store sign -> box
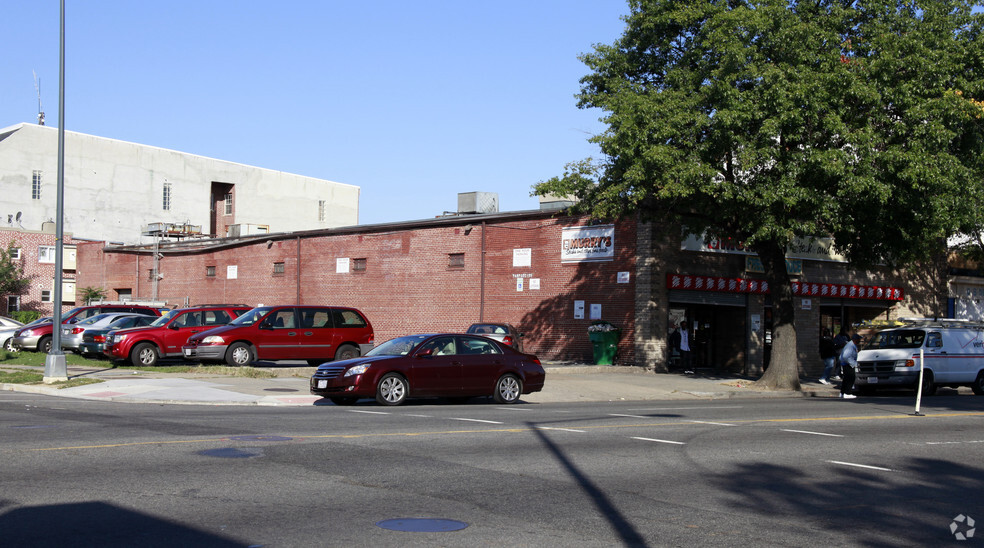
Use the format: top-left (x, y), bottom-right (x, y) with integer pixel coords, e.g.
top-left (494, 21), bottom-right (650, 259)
top-left (681, 233), bottom-right (848, 263)
top-left (667, 274), bottom-right (904, 301)
top-left (562, 225), bottom-right (615, 263)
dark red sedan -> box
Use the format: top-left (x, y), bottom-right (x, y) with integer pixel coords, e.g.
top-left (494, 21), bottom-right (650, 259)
top-left (309, 333), bottom-right (545, 406)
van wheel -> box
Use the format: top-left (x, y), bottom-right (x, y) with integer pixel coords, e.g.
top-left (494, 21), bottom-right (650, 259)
top-left (920, 371), bottom-right (937, 396)
top-left (334, 344), bottom-right (359, 361)
top-left (972, 371), bottom-right (984, 396)
top-left (226, 342), bottom-right (254, 366)
top-left (132, 343), bottom-right (159, 367)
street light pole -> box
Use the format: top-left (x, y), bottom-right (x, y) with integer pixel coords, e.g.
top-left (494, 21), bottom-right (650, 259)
top-left (44, 0), bottom-right (68, 382)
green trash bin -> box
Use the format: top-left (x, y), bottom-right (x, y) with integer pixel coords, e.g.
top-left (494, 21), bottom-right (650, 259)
top-left (588, 328), bottom-right (620, 365)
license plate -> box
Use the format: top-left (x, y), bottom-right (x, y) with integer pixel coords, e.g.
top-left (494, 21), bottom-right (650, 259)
top-left (317, 380), bottom-right (327, 389)
top-left (868, 377), bottom-right (878, 384)
top-left (183, 349), bottom-right (192, 357)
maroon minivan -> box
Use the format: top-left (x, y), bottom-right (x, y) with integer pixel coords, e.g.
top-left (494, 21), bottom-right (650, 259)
top-left (181, 305), bottom-right (374, 366)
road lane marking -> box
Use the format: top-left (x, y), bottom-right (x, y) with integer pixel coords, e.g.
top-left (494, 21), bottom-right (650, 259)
top-left (404, 414), bottom-right (433, 418)
top-left (450, 418), bottom-right (503, 424)
top-left (536, 426), bottom-right (587, 433)
top-left (688, 420), bottom-right (737, 427)
top-left (609, 413), bottom-right (649, 419)
top-left (782, 429), bottom-right (843, 437)
top-left (629, 406), bottom-right (745, 411)
top-left (348, 410), bottom-right (390, 415)
top-left (925, 439), bottom-right (984, 445)
top-left (497, 407), bottom-right (533, 411)
top-left (632, 437), bottom-right (685, 445)
top-left (827, 460), bottom-right (894, 472)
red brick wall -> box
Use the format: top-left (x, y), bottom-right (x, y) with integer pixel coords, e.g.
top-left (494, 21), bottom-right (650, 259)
top-left (1, 228), bottom-right (84, 316)
top-left (76, 214), bottom-right (639, 363)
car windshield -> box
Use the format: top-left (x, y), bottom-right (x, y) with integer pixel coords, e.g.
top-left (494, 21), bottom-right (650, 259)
top-left (228, 307), bottom-right (272, 327)
top-left (109, 316), bottom-right (139, 328)
top-left (467, 324), bottom-right (507, 335)
top-left (150, 310), bottom-right (181, 327)
top-left (78, 313), bottom-right (112, 326)
top-left (867, 329), bottom-right (925, 349)
top-left (365, 335), bottom-right (431, 357)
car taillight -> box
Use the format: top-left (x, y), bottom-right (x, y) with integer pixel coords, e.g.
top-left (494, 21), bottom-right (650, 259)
top-left (71, 327), bottom-right (85, 334)
top-left (94, 335), bottom-right (106, 343)
top-left (502, 336), bottom-right (514, 346)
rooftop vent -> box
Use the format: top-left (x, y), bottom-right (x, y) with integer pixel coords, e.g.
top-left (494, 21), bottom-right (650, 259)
top-left (457, 192), bottom-right (499, 215)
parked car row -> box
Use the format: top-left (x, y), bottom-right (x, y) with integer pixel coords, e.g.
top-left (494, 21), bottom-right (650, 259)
top-left (8, 303), bottom-right (544, 405)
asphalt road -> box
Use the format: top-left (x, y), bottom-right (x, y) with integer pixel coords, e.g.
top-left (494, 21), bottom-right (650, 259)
top-left (2, 392), bottom-right (983, 547)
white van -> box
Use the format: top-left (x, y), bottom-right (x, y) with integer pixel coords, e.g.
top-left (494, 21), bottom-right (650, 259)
top-left (855, 319), bottom-right (984, 395)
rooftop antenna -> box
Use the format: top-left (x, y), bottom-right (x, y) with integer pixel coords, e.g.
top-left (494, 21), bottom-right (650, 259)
top-left (33, 71), bottom-right (45, 126)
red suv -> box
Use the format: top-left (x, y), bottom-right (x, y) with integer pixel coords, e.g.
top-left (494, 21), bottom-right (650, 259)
top-left (182, 305), bottom-right (374, 366)
top-left (12, 304), bottom-right (161, 353)
top-left (104, 304), bottom-right (251, 367)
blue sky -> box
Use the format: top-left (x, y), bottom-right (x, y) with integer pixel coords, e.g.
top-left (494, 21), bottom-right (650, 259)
top-left (0, 1), bottom-right (629, 226)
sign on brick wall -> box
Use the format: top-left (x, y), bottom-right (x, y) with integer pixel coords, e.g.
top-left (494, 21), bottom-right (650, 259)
top-left (561, 225), bottom-right (615, 263)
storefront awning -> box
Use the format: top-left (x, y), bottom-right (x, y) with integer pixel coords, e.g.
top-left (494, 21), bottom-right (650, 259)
top-left (667, 274), bottom-right (904, 301)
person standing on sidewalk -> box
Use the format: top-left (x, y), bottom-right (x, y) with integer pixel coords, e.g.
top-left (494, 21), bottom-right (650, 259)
top-left (838, 333), bottom-right (861, 399)
top-left (678, 320), bottom-right (694, 374)
top-left (818, 328), bottom-right (837, 384)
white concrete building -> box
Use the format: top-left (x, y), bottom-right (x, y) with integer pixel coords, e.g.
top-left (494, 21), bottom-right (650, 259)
top-left (0, 123), bottom-right (359, 244)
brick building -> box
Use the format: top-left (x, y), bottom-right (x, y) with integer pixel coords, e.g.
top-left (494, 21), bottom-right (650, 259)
top-left (75, 209), bottom-right (945, 373)
top-left (1, 226), bottom-right (83, 316)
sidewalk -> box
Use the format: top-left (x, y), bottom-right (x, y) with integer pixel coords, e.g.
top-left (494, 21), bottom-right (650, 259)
top-left (1, 363), bottom-right (844, 406)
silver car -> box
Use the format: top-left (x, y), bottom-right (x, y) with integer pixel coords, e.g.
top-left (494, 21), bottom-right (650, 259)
top-left (61, 313), bottom-right (149, 352)
top-left (466, 322), bottom-right (525, 352)
top-left (1, 316), bottom-right (25, 352)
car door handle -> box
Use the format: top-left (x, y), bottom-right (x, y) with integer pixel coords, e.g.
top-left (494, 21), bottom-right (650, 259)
top-left (288, 331), bottom-right (297, 336)
top-left (303, 331), bottom-right (313, 336)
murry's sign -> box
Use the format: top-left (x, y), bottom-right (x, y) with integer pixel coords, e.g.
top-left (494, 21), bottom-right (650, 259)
top-left (562, 225), bottom-right (615, 263)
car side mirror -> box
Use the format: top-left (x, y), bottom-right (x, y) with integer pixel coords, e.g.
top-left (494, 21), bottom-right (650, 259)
top-left (168, 323), bottom-right (180, 330)
top-left (416, 347), bottom-right (434, 358)
top-left (259, 320), bottom-right (273, 330)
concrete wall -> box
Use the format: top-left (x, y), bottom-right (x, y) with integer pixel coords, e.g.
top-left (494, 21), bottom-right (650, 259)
top-left (0, 123), bottom-right (359, 245)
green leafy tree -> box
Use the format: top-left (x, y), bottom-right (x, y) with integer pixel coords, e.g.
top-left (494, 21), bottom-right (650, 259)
top-left (0, 242), bottom-right (29, 300)
top-left (78, 286), bottom-right (108, 305)
top-left (536, 0), bottom-right (984, 389)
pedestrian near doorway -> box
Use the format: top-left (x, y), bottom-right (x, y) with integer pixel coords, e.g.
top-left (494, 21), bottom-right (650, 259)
top-left (678, 320), bottom-right (693, 374)
top-left (839, 333), bottom-right (861, 399)
top-left (818, 328), bottom-right (837, 384)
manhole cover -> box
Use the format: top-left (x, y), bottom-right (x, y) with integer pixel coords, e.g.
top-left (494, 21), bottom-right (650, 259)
top-left (376, 519), bottom-right (469, 533)
top-left (263, 388), bottom-right (299, 392)
top-left (228, 435), bottom-right (293, 442)
top-left (198, 447), bottom-right (262, 459)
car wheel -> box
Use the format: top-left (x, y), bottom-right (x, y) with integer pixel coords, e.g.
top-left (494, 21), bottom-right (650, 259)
top-left (920, 371), bottom-right (937, 396)
top-left (131, 343), bottom-right (159, 367)
top-left (2, 338), bottom-right (12, 352)
top-left (493, 374), bottom-right (522, 404)
top-left (329, 396), bottom-right (358, 406)
top-left (334, 344), bottom-right (359, 361)
top-left (37, 336), bottom-right (52, 354)
top-left (226, 342), bottom-right (254, 366)
top-left (972, 371), bottom-right (984, 396)
top-left (376, 373), bottom-right (408, 406)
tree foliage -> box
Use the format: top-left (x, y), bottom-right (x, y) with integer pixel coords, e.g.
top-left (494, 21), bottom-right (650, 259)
top-left (536, 0), bottom-right (984, 389)
top-left (78, 286), bottom-right (108, 305)
top-left (0, 242), bottom-right (29, 298)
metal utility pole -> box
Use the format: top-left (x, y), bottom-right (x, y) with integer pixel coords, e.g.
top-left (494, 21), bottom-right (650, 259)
top-left (44, 0), bottom-right (68, 382)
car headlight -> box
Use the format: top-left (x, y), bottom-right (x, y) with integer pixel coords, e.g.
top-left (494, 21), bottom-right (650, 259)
top-left (201, 335), bottom-right (226, 345)
top-left (344, 364), bottom-right (370, 377)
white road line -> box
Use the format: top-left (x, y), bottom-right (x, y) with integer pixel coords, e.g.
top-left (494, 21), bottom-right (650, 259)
top-left (497, 407), bottom-right (533, 411)
top-left (628, 406), bottom-right (745, 411)
top-left (632, 437), bottom-right (686, 445)
top-left (783, 429), bottom-right (844, 437)
top-left (925, 440), bottom-right (984, 445)
top-left (689, 420), bottom-right (738, 427)
top-left (450, 418), bottom-right (503, 424)
top-left (536, 427), bottom-right (587, 433)
top-left (404, 414), bottom-right (432, 418)
top-left (609, 413), bottom-right (649, 419)
top-left (348, 410), bottom-right (390, 415)
top-left (827, 460), bottom-right (894, 472)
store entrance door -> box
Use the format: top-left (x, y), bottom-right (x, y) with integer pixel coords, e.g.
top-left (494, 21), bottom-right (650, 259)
top-left (681, 305), bottom-right (747, 373)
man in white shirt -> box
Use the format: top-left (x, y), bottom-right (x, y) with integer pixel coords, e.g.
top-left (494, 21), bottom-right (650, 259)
top-left (679, 320), bottom-right (693, 374)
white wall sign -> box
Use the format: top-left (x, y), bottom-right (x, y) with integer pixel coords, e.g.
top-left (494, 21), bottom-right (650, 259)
top-left (227, 265), bottom-right (238, 279)
top-left (516, 278), bottom-right (524, 292)
top-left (590, 304), bottom-right (602, 320)
top-left (561, 225), bottom-right (615, 263)
top-left (801, 298), bottom-right (812, 310)
top-left (574, 300), bottom-right (585, 319)
top-left (513, 248), bottom-right (532, 267)
top-left (530, 278), bottom-right (540, 290)
top-left (751, 314), bottom-right (761, 333)
top-left (617, 271), bottom-right (630, 283)
top-left (336, 258), bottom-right (350, 273)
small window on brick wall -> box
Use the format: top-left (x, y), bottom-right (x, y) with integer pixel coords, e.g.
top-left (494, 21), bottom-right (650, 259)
top-left (41, 290), bottom-right (52, 302)
top-left (273, 262), bottom-right (285, 276)
top-left (448, 253), bottom-right (465, 268)
top-left (353, 258), bottom-right (366, 272)
top-left (206, 266), bottom-right (216, 277)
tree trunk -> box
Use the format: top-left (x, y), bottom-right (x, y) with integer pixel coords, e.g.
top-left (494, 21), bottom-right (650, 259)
top-left (754, 240), bottom-right (802, 391)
